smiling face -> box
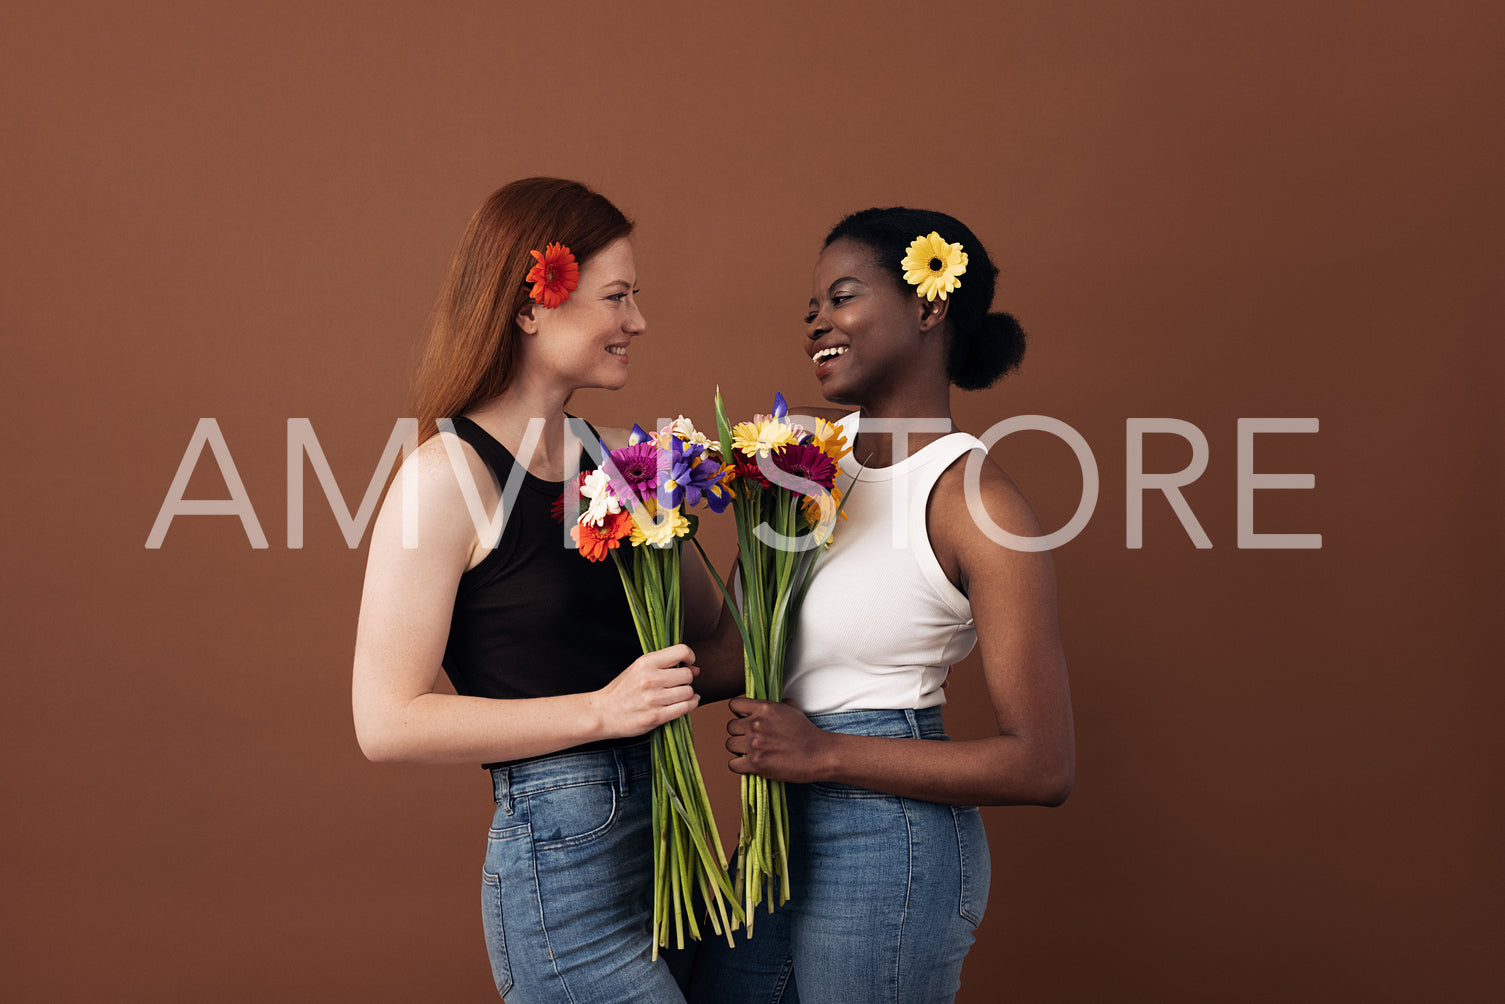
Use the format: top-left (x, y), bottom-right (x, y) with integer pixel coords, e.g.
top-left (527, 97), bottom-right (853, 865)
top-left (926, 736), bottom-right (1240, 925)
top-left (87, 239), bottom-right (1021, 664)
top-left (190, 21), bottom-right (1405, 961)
top-left (805, 237), bottom-right (944, 408)
top-left (520, 237), bottom-right (644, 392)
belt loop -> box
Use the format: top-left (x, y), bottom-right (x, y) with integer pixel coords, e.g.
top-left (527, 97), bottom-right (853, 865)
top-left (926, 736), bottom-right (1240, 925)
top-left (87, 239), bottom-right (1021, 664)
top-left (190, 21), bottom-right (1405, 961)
top-left (616, 748), bottom-right (630, 798)
top-left (904, 708), bottom-right (920, 739)
top-left (492, 766), bottom-right (514, 815)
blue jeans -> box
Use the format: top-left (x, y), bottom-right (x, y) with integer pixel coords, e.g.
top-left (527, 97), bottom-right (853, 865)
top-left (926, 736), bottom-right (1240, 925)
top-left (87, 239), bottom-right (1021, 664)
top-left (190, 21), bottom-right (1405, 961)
top-left (687, 707), bottom-right (990, 1004)
top-left (482, 741), bottom-right (690, 1002)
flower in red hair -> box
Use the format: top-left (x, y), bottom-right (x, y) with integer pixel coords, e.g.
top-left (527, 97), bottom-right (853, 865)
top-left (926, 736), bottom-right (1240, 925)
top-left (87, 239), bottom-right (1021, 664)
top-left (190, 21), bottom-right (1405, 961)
top-left (526, 243), bottom-right (580, 308)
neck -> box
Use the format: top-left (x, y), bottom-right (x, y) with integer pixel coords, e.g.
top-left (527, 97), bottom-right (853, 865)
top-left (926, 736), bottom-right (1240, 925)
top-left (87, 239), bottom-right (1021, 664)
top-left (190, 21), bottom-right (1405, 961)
top-left (467, 376), bottom-right (576, 476)
top-left (850, 385), bottom-right (954, 469)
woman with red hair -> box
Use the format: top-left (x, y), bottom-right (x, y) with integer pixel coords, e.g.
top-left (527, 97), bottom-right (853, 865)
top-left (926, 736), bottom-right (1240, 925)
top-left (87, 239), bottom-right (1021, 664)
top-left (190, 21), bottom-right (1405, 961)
top-left (353, 178), bottom-right (710, 1002)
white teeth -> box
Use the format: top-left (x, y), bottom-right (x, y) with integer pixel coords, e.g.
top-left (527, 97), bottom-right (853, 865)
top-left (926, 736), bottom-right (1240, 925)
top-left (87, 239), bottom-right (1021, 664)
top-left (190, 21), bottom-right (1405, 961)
top-left (813, 346), bottom-right (848, 364)
top-left (607, 346), bottom-right (627, 356)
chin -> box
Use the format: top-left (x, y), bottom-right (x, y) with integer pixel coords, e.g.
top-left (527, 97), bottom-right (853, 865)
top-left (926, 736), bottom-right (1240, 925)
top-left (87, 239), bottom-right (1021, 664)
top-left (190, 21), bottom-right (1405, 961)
top-left (817, 379), bottom-right (859, 408)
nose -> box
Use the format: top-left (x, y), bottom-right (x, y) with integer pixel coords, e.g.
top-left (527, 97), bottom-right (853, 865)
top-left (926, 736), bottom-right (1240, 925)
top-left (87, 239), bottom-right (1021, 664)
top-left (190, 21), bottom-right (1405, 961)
top-left (806, 306), bottom-right (830, 339)
top-left (625, 298), bottom-right (646, 335)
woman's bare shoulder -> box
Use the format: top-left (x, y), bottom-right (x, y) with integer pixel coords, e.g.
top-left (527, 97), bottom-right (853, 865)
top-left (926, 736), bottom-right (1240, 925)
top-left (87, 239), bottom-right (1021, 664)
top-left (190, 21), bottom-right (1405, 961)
top-left (931, 449), bottom-right (1045, 547)
top-left (592, 424), bottom-right (630, 451)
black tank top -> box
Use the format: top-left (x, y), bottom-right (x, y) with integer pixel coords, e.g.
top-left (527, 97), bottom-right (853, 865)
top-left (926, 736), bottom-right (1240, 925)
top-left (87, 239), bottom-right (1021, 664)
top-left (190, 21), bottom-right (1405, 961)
top-left (441, 416), bottom-right (645, 767)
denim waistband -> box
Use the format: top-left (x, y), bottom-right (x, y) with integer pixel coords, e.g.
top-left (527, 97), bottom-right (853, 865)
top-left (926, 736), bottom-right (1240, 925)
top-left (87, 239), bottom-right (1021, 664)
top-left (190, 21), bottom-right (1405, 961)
top-left (488, 738), bottom-right (652, 806)
top-left (804, 706), bottom-right (947, 740)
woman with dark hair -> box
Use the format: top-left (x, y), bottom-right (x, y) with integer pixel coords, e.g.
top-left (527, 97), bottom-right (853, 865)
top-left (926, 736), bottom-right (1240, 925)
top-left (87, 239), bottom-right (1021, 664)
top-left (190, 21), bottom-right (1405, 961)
top-left (353, 178), bottom-right (712, 1002)
top-left (690, 207), bottom-right (1075, 1003)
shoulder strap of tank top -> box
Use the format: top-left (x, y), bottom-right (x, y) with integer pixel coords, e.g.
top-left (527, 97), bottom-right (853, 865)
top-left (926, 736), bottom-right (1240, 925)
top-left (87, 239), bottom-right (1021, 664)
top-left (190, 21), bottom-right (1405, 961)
top-left (443, 416), bottom-right (518, 485)
top-left (920, 432), bottom-right (987, 478)
top-left (900, 433), bottom-right (988, 520)
top-left (446, 414), bottom-right (607, 480)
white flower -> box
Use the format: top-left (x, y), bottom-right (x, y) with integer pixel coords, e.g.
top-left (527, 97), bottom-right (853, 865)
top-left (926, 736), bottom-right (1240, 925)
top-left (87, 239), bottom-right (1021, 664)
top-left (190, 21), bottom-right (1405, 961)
top-left (665, 415), bottom-right (715, 451)
top-left (577, 468), bottom-right (623, 527)
top-left (580, 491), bottom-right (623, 527)
top-left (580, 468), bottom-right (614, 500)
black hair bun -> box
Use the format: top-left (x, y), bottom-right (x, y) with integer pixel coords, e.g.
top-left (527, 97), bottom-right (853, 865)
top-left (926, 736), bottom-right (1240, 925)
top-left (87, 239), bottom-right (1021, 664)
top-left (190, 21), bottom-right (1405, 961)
top-left (948, 311), bottom-right (1026, 390)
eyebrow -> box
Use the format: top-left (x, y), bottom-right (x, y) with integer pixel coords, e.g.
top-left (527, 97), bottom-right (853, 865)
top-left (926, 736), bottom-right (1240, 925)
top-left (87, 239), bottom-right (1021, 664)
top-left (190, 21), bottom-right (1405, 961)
top-left (600, 279), bottom-right (634, 291)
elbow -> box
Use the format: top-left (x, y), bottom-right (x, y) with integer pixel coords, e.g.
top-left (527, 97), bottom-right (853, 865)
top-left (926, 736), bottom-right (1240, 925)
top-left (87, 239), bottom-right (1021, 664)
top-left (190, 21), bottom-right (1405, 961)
top-left (982, 744), bottom-right (1074, 807)
top-left (353, 711), bottom-right (407, 764)
top-left (358, 735), bottom-right (396, 764)
top-left (1034, 751), bottom-right (1075, 807)
top-left (355, 725), bottom-right (395, 763)
top-left (352, 676), bottom-right (427, 763)
top-left (1036, 766), bottom-right (1073, 807)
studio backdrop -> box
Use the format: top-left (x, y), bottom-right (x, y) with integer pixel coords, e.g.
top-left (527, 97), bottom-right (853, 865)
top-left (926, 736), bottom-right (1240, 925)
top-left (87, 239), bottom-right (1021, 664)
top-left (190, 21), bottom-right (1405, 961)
top-left (4, 2), bottom-right (1501, 1001)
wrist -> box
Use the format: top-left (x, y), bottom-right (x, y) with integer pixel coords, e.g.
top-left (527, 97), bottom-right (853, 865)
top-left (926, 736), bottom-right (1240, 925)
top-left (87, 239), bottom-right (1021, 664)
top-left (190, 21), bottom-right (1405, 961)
top-left (578, 690), bottom-right (609, 742)
top-left (814, 729), bottom-right (848, 783)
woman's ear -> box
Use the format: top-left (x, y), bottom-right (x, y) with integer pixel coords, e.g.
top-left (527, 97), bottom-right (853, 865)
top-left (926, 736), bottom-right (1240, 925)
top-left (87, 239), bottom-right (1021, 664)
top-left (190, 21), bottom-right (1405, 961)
top-left (918, 295), bottom-right (950, 332)
top-left (515, 302), bottom-right (540, 335)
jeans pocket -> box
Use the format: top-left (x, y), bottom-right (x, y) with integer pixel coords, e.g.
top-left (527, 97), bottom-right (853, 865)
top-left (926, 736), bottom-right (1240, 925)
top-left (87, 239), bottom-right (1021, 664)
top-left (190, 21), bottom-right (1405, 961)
top-left (480, 864), bottom-right (513, 996)
top-left (527, 779), bottom-right (620, 850)
top-left (952, 804), bottom-right (991, 928)
top-left (809, 780), bottom-right (893, 799)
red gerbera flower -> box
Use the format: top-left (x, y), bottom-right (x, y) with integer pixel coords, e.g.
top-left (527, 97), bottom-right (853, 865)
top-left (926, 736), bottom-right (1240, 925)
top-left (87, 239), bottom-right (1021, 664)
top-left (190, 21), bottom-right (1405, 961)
top-left (732, 455), bottom-right (772, 489)
top-left (552, 471), bottom-right (590, 523)
top-left (526, 242), bottom-right (580, 308)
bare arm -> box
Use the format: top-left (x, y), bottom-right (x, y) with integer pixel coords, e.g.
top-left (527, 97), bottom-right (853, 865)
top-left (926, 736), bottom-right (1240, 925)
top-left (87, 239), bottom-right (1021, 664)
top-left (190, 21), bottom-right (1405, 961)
top-left (725, 456), bottom-right (1074, 806)
top-left (352, 435), bottom-right (701, 765)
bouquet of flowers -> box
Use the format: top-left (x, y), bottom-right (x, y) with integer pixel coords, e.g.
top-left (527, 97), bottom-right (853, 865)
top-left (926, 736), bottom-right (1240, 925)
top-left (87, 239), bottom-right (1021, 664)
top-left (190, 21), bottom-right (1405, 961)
top-left (559, 419), bottom-right (740, 955)
top-left (706, 390), bottom-right (850, 930)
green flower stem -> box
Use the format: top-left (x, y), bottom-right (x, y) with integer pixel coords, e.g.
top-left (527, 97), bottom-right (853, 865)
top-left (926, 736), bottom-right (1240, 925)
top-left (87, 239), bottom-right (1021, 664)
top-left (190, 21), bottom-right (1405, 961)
top-left (651, 732), bottom-right (669, 959)
top-left (684, 727), bottom-right (730, 867)
top-left (669, 816), bottom-right (685, 950)
top-left (613, 530), bottom-right (740, 954)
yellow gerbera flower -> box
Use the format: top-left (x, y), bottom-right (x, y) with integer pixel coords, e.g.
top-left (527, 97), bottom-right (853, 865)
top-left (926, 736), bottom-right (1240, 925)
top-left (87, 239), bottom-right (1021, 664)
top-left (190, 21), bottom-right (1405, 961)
top-left (808, 417), bottom-right (851, 464)
top-left (629, 500), bottom-right (690, 548)
top-left (731, 418), bottom-right (798, 457)
top-left (901, 231), bottom-right (968, 301)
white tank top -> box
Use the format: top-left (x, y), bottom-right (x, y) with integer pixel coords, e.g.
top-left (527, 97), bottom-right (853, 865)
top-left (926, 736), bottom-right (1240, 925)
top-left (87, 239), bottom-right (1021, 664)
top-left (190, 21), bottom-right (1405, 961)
top-left (784, 413), bottom-right (982, 715)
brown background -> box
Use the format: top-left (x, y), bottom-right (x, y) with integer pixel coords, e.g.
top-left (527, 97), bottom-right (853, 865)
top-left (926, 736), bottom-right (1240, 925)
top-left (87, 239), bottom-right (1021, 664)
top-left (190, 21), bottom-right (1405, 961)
top-left (4, 1), bottom-right (1502, 1001)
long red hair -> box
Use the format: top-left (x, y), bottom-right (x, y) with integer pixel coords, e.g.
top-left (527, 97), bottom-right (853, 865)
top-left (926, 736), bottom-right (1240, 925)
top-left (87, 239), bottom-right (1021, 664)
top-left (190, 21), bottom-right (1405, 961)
top-left (410, 178), bottom-right (634, 442)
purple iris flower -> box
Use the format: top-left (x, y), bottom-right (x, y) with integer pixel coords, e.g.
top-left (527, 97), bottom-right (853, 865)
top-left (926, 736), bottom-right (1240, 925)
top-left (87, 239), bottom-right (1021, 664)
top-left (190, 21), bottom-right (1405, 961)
top-left (702, 467), bottom-right (734, 513)
top-left (653, 440), bottom-right (716, 510)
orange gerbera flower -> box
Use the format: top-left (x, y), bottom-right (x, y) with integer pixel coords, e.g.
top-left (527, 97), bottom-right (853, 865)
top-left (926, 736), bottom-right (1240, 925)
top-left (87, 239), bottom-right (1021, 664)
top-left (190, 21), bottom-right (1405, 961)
top-left (570, 509), bottom-right (634, 561)
top-left (808, 417), bottom-right (852, 464)
top-left (526, 242), bottom-right (580, 308)
top-left (801, 484), bottom-right (847, 538)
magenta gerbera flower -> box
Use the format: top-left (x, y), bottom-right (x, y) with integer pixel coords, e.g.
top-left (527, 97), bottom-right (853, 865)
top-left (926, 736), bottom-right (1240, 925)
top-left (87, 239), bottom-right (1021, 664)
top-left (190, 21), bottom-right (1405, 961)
top-left (605, 440), bottom-right (661, 502)
top-left (771, 443), bottom-right (837, 491)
